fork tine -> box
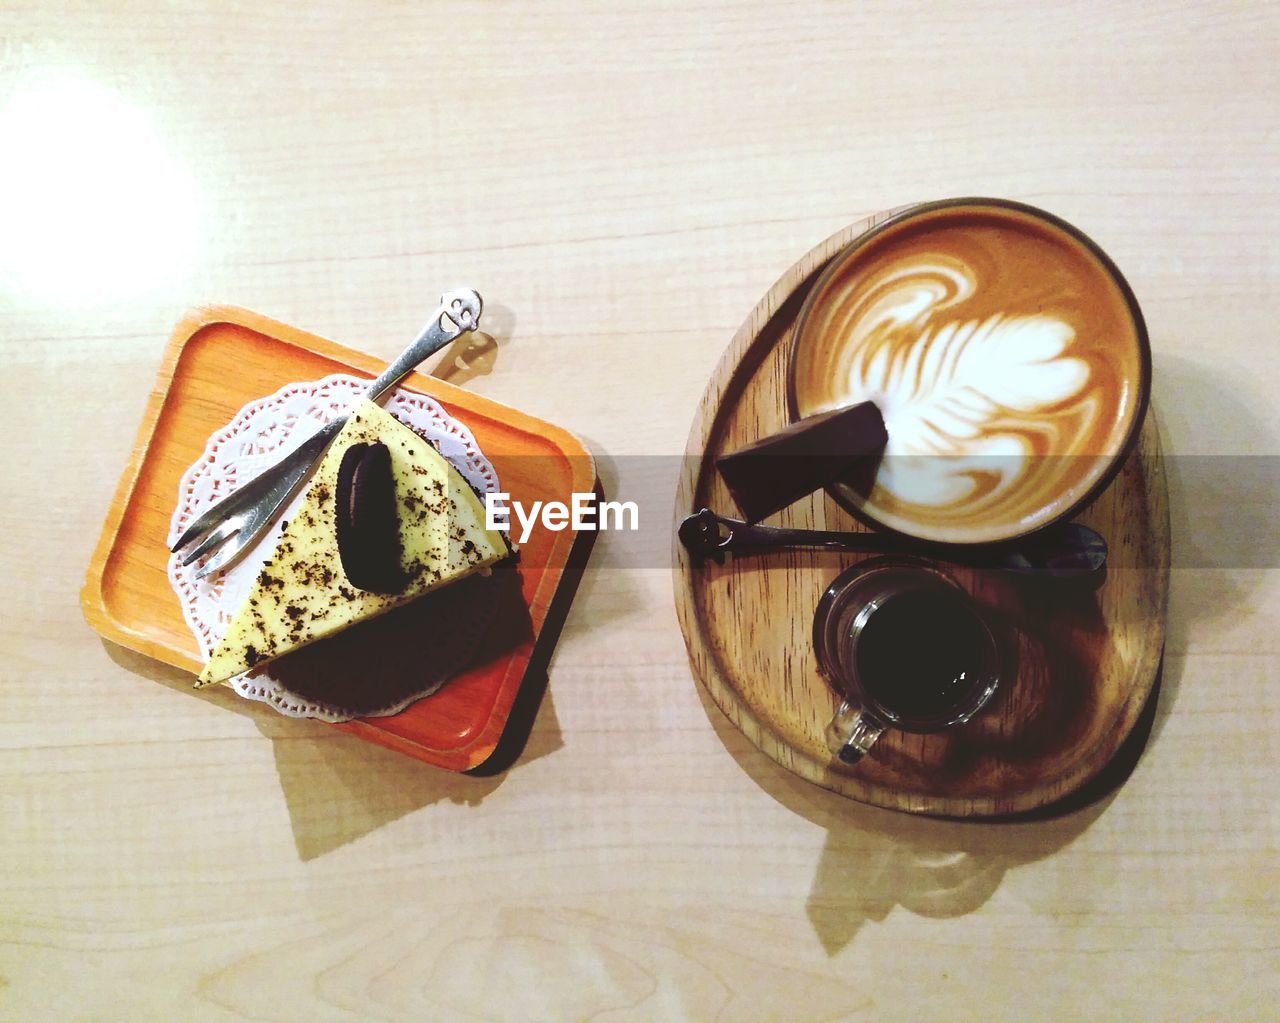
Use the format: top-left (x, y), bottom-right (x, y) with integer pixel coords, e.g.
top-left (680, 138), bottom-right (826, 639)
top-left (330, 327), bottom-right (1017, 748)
top-left (193, 531), bottom-right (251, 580)
top-left (170, 424), bottom-right (343, 554)
top-left (169, 468), bottom-right (284, 554)
top-left (171, 502), bottom-right (236, 554)
top-left (179, 518), bottom-right (241, 567)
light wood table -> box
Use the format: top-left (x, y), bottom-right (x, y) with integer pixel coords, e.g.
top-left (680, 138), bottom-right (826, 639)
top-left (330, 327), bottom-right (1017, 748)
top-left (3, 3), bottom-right (1277, 1019)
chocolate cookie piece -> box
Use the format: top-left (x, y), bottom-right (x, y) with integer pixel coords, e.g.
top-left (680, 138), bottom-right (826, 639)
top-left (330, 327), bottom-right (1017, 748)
top-left (335, 441), bottom-right (408, 593)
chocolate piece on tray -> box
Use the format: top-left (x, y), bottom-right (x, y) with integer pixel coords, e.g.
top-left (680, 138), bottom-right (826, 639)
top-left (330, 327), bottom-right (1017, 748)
top-left (715, 400), bottom-right (887, 522)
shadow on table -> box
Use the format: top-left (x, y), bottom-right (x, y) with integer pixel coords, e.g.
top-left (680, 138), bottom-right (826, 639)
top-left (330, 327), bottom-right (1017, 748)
top-left (694, 667), bottom-right (1162, 955)
top-left (429, 327), bottom-right (503, 388)
top-left (100, 508), bottom-right (598, 861)
top-left (254, 707), bottom-right (540, 861)
top-left (99, 309), bottom-right (611, 860)
top-left (265, 511), bottom-right (597, 854)
top-left (106, 636), bottom-right (560, 861)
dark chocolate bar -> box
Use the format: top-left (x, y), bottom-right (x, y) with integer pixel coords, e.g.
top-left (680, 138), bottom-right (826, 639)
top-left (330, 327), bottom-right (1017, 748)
top-left (715, 401), bottom-right (886, 522)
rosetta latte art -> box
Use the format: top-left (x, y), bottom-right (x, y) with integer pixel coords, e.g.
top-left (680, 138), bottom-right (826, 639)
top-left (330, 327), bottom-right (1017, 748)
top-left (836, 259), bottom-right (1091, 509)
top-left (793, 203), bottom-right (1145, 543)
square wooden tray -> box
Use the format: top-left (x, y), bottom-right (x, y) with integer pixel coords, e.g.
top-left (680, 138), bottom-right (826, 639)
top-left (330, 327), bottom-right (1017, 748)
top-left (82, 306), bottom-right (595, 771)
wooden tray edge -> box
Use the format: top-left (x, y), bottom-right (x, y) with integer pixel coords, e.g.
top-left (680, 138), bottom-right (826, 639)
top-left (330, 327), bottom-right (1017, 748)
top-left (81, 305), bottom-right (220, 657)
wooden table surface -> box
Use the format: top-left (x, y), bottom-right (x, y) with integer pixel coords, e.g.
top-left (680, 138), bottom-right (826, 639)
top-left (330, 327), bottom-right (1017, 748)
top-left (3, 3), bottom-right (1277, 1020)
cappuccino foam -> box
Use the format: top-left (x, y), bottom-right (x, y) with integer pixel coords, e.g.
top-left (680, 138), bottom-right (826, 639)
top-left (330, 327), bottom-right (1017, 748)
top-left (792, 203), bottom-right (1146, 544)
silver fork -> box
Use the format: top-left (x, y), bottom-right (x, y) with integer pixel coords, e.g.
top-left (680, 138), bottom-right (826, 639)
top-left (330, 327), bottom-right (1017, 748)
top-left (170, 288), bottom-right (483, 578)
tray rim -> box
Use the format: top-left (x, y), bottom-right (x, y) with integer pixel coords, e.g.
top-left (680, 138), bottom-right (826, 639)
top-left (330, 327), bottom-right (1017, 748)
top-left (81, 304), bottom-right (595, 771)
top-left (672, 210), bottom-right (1171, 817)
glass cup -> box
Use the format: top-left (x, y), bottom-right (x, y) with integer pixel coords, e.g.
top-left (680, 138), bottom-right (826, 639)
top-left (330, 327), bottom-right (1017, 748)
top-left (814, 557), bottom-right (1000, 766)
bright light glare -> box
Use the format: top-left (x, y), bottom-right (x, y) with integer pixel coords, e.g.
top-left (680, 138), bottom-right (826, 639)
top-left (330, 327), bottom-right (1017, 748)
top-left (0, 73), bottom-right (201, 304)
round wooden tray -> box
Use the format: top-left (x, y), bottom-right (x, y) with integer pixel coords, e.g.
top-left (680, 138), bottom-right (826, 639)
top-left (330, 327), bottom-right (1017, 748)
top-left (673, 209), bottom-right (1170, 817)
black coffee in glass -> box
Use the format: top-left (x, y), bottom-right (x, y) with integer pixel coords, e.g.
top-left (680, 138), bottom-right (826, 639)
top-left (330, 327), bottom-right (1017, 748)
top-left (814, 557), bottom-right (1001, 765)
top-left (856, 589), bottom-right (990, 724)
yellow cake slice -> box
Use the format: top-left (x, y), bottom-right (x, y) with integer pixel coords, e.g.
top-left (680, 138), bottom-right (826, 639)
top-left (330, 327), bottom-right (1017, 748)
top-left (196, 400), bottom-right (511, 687)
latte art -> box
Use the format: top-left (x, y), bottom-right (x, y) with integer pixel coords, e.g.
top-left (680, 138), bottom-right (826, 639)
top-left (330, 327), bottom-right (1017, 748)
top-left (838, 259), bottom-right (1089, 508)
top-left (792, 202), bottom-right (1147, 544)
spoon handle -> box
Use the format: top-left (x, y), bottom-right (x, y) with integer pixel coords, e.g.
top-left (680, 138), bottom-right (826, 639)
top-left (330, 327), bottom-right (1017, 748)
top-left (681, 508), bottom-right (949, 559)
top-left (677, 508), bottom-right (1108, 582)
top-left (709, 517), bottom-right (909, 555)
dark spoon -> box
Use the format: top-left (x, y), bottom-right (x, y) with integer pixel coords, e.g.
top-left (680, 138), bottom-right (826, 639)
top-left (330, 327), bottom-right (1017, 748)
top-left (678, 508), bottom-right (1108, 585)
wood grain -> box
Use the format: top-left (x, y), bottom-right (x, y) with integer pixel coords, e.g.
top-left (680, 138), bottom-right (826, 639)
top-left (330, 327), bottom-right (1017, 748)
top-left (2, 2), bottom-right (1278, 1020)
top-left (674, 211), bottom-right (1170, 816)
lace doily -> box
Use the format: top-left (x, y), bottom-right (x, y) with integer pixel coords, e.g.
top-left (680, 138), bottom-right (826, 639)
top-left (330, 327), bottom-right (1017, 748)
top-left (167, 374), bottom-right (501, 721)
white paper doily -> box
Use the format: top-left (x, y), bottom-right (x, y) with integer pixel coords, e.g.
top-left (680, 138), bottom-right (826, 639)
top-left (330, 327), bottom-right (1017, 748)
top-left (167, 374), bottom-right (501, 721)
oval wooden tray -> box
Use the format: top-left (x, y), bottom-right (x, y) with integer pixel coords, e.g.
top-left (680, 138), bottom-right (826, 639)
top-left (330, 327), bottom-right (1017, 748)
top-left (673, 209), bottom-right (1170, 817)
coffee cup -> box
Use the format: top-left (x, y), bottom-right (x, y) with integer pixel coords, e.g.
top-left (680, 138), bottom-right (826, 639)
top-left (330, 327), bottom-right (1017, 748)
top-left (814, 557), bottom-right (1000, 765)
top-left (789, 198), bottom-right (1151, 545)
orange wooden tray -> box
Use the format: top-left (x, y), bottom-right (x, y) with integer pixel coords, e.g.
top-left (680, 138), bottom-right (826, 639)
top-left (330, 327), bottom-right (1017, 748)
top-left (82, 306), bottom-right (595, 771)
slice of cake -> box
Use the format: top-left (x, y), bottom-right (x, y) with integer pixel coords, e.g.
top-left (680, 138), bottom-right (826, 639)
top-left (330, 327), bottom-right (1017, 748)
top-left (196, 400), bottom-right (511, 687)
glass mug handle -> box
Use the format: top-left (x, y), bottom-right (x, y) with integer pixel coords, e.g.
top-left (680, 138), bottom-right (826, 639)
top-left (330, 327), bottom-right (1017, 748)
top-left (825, 699), bottom-right (886, 765)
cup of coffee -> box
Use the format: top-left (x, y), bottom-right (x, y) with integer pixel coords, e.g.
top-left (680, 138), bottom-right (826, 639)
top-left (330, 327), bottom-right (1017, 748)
top-left (814, 557), bottom-right (1000, 765)
top-left (789, 198), bottom-right (1151, 545)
